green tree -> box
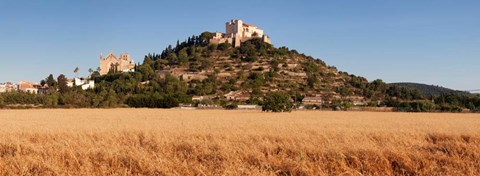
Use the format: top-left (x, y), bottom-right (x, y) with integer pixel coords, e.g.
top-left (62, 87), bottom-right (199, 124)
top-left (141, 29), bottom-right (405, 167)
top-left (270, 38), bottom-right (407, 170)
top-left (46, 74), bottom-right (57, 88)
top-left (218, 42), bottom-right (230, 51)
top-left (178, 48), bottom-right (189, 66)
top-left (0, 94), bottom-right (4, 107)
top-left (167, 53), bottom-right (178, 65)
top-left (468, 102), bottom-right (476, 111)
top-left (88, 68), bottom-right (94, 76)
top-left (200, 59), bottom-right (214, 71)
top-left (138, 64), bottom-right (155, 81)
top-left (224, 103), bottom-right (238, 110)
top-left (101, 89), bottom-right (118, 108)
top-left (199, 32), bottom-right (214, 45)
top-left (208, 43), bottom-right (218, 51)
top-left (262, 92), bottom-right (293, 112)
top-left (40, 80), bottom-right (46, 87)
top-left (57, 74), bottom-right (69, 94)
top-left (307, 74), bottom-right (318, 88)
top-left (45, 92), bottom-right (59, 107)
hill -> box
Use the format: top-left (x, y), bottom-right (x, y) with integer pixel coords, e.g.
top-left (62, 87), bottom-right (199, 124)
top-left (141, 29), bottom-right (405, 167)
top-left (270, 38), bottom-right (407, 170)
top-left (122, 32), bottom-right (427, 108)
top-left (2, 32), bottom-right (479, 112)
top-left (390, 82), bottom-right (470, 97)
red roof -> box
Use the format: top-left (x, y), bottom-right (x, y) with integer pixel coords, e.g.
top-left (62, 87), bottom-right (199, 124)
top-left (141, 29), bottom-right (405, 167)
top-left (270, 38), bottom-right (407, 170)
top-left (243, 23), bottom-right (256, 27)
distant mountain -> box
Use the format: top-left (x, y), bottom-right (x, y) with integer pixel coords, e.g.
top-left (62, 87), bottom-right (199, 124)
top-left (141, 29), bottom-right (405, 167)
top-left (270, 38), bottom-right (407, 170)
top-left (389, 82), bottom-right (470, 97)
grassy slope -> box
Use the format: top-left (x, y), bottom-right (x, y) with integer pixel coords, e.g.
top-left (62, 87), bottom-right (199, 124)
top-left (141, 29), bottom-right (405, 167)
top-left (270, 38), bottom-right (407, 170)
top-left (1, 109), bottom-right (480, 175)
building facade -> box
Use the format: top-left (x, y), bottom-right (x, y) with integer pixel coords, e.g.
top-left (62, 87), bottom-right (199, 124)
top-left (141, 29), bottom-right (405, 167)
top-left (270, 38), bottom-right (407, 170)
top-left (17, 81), bottom-right (38, 94)
top-left (99, 51), bottom-right (135, 75)
top-left (210, 19), bottom-right (271, 47)
top-left (0, 84), bottom-right (6, 93)
top-left (67, 78), bottom-right (95, 90)
top-left (0, 82), bottom-right (17, 93)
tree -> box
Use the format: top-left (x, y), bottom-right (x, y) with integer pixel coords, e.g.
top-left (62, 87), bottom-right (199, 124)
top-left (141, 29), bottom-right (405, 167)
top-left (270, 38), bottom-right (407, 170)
top-left (468, 102), bottom-right (476, 111)
top-left (0, 94), bottom-right (4, 106)
top-left (40, 80), bottom-right (46, 87)
top-left (74, 67), bottom-right (80, 78)
top-left (138, 64), bottom-right (155, 81)
top-left (46, 74), bottom-right (57, 89)
top-left (199, 32), bottom-right (214, 46)
top-left (218, 42), bottom-right (230, 51)
top-left (200, 59), bottom-right (213, 71)
top-left (88, 68), bottom-right (94, 76)
top-left (262, 92), bottom-right (293, 112)
top-left (108, 63), bottom-right (119, 74)
top-left (57, 74), bottom-right (69, 94)
top-left (208, 43), bottom-right (218, 51)
top-left (307, 74), bottom-right (318, 88)
top-left (178, 48), bottom-right (189, 66)
top-left (167, 53), bottom-right (178, 65)
top-left (101, 89), bottom-right (118, 108)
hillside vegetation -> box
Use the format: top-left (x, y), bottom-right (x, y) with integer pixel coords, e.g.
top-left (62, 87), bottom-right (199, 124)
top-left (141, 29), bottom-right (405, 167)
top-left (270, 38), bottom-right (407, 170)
top-left (1, 32), bottom-right (479, 112)
top-left (390, 82), bottom-right (470, 97)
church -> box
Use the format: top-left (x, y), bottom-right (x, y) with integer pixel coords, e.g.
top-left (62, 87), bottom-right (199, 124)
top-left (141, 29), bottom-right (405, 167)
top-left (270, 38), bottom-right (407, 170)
top-left (99, 51), bottom-right (135, 75)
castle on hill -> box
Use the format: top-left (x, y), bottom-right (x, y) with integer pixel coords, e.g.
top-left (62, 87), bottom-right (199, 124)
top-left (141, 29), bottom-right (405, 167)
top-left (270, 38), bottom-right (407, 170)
top-left (210, 19), bottom-right (271, 47)
top-left (99, 51), bottom-right (135, 75)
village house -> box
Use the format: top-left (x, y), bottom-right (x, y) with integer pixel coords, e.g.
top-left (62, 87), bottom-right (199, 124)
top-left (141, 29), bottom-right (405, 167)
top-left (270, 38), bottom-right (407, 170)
top-left (346, 96), bottom-right (368, 106)
top-left (237, 105), bottom-right (261, 110)
top-left (0, 83), bottom-right (6, 93)
top-left (210, 19), bottom-right (271, 47)
top-left (99, 51), bottom-right (135, 75)
top-left (224, 91), bottom-right (250, 101)
top-left (17, 81), bottom-right (38, 94)
top-left (302, 96), bottom-right (323, 105)
top-left (2, 82), bottom-right (18, 92)
top-left (191, 95), bottom-right (215, 101)
top-left (67, 78), bottom-right (95, 90)
top-left (34, 84), bottom-right (49, 94)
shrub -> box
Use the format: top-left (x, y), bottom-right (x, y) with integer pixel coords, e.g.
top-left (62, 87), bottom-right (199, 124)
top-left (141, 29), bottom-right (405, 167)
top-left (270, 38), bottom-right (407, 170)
top-left (126, 94), bottom-right (179, 108)
top-left (262, 92), bottom-right (293, 112)
top-left (218, 42), bottom-right (230, 51)
top-left (224, 103), bottom-right (238, 110)
top-left (208, 44), bottom-right (218, 51)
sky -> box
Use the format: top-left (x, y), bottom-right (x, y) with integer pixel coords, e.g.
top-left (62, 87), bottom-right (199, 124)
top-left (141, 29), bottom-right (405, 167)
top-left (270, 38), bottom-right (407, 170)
top-left (0, 0), bottom-right (478, 90)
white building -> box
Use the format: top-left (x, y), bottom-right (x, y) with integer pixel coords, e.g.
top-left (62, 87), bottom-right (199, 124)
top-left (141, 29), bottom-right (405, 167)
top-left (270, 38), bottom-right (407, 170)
top-left (237, 105), bottom-right (261, 110)
top-left (68, 78), bottom-right (95, 90)
top-left (0, 82), bottom-right (17, 93)
top-left (0, 83), bottom-right (6, 93)
top-left (17, 81), bottom-right (38, 94)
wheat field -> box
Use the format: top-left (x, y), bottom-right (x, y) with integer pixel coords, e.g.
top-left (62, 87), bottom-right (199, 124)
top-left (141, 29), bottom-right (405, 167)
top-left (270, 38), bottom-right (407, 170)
top-left (0, 109), bottom-right (479, 175)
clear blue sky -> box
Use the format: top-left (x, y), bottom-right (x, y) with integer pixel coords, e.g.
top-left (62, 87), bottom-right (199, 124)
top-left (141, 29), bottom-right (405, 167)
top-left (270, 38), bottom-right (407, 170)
top-left (0, 0), bottom-right (478, 90)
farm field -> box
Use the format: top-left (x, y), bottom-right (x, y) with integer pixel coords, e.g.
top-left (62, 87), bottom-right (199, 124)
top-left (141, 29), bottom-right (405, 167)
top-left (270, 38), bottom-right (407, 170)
top-left (0, 109), bottom-right (479, 175)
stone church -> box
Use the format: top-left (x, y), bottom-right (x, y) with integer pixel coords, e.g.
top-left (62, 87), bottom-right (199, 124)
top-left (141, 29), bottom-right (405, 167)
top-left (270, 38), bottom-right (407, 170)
top-left (99, 51), bottom-right (135, 75)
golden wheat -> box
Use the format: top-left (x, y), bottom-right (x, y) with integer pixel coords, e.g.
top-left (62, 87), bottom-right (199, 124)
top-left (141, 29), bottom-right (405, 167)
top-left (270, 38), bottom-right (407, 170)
top-left (0, 109), bottom-right (479, 175)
